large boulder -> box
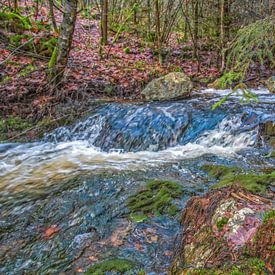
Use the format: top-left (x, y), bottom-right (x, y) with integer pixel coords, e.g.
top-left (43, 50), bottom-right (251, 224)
top-left (266, 76), bottom-right (275, 93)
top-left (171, 184), bottom-right (274, 274)
top-left (141, 72), bottom-right (193, 101)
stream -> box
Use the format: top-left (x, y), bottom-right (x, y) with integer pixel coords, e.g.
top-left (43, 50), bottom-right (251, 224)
top-left (0, 89), bottom-right (274, 274)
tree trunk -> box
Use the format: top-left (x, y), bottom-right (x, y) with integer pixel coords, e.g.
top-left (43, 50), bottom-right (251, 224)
top-left (13, 0), bottom-right (18, 11)
top-left (49, 0), bottom-right (58, 33)
top-left (101, 0), bottom-right (108, 45)
top-left (50, 0), bottom-right (78, 85)
top-left (220, 0), bottom-right (225, 71)
top-left (155, 0), bottom-right (162, 65)
top-left (147, 0), bottom-right (151, 40)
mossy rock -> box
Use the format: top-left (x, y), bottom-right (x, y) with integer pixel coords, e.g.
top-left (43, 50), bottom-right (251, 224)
top-left (127, 180), bottom-right (183, 221)
top-left (201, 165), bottom-right (242, 179)
top-left (85, 259), bottom-right (136, 275)
top-left (202, 164), bottom-right (274, 195)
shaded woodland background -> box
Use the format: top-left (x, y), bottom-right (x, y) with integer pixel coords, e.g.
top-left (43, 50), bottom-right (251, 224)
top-left (0, 0), bottom-right (274, 140)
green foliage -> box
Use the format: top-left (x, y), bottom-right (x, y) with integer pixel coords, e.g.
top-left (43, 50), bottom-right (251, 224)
top-left (216, 217), bottom-right (229, 231)
top-left (85, 259), bottom-right (135, 275)
top-left (227, 17), bottom-right (274, 74)
top-left (263, 210), bottom-right (275, 224)
top-left (127, 180), bottom-right (183, 221)
top-left (19, 64), bottom-right (36, 77)
top-left (124, 47), bottom-right (131, 54)
top-left (202, 164), bottom-right (275, 195)
top-left (210, 71), bottom-right (242, 90)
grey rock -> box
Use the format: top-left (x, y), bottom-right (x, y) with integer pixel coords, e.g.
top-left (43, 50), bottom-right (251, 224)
top-left (141, 72), bottom-right (193, 101)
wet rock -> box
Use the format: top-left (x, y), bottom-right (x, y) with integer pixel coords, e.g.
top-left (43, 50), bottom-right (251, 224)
top-left (259, 120), bottom-right (275, 149)
top-left (171, 185), bottom-right (274, 274)
top-left (127, 180), bottom-right (184, 222)
top-left (141, 72), bottom-right (193, 101)
top-left (85, 258), bottom-right (136, 274)
top-left (266, 76), bottom-right (275, 93)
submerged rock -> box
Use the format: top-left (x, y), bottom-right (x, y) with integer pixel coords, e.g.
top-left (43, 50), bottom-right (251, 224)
top-left (259, 120), bottom-right (275, 149)
top-left (141, 72), bottom-right (193, 101)
top-left (127, 180), bottom-right (184, 222)
top-left (171, 185), bottom-right (274, 274)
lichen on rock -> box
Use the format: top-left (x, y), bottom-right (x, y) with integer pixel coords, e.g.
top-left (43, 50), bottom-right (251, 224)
top-left (171, 185), bottom-right (273, 274)
top-left (141, 72), bottom-right (193, 101)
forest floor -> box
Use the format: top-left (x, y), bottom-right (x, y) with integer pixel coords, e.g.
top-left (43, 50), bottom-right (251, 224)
top-left (0, 7), bottom-right (271, 142)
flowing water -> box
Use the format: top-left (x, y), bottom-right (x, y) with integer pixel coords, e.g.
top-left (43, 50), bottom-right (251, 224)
top-left (0, 89), bottom-right (274, 274)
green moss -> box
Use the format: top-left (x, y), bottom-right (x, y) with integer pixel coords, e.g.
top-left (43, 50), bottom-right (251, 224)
top-left (263, 210), bottom-right (275, 224)
top-left (0, 116), bottom-right (32, 141)
top-left (202, 164), bottom-right (274, 195)
top-left (127, 180), bottom-right (183, 221)
top-left (85, 259), bottom-right (135, 275)
top-left (212, 172), bottom-right (275, 195)
top-left (180, 258), bottom-right (267, 275)
top-left (201, 165), bottom-right (242, 179)
top-left (216, 217), bottom-right (229, 231)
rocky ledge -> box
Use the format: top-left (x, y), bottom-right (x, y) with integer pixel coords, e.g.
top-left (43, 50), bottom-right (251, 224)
top-left (171, 181), bottom-right (274, 274)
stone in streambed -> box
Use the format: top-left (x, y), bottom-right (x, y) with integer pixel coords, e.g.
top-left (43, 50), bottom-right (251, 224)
top-left (141, 72), bottom-right (193, 101)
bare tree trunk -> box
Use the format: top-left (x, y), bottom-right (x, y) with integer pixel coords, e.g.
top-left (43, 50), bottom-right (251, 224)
top-left (155, 0), bottom-right (162, 65)
top-left (49, 0), bottom-right (58, 33)
top-left (147, 0), bottom-right (151, 39)
top-left (13, 0), bottom-right (18, 11)
top-left (101, 0), bottom-right (108, 45)
top-left (51, 0), bottom-right (78, 84)
top-left (220, 0), bottom-right (225, 71)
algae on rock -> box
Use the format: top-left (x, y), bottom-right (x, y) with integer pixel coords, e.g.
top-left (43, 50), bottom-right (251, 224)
top-left (127, 180), bottom-right (184, 221)
top-left (202, 164), bottom-right (274, 195)
top-left (85, 259), bottom-right (136, 275)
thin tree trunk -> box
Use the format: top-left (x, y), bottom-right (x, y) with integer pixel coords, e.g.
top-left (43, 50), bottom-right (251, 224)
top-left (49, 0), bottom-right (58, 33)
top-left (220, 0), bottom-right (225, 71)
top-left (13, 0), bottom-right (18, 11)
top-left (155, 0), bottom-right (162, 65)
top-left (51, 0), bottom-right (78, 85)
top-left (101, 0), bottom-right (108, 45)
top-left (147, 0), bottom-right (151, 39)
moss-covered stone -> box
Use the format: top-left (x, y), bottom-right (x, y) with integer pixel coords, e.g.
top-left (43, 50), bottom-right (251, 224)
top-left (201, 165), bottom-right (242, 179)
top-left (202, 164), bottom-right (274, 195)
top-left (85, 259), bottom-right (135, 275)
top-left (127, 180), bottom-right (183, 221)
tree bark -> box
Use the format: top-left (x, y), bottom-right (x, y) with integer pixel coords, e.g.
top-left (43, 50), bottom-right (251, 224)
top-left (101, 0), bottom-right (108, 45)
top-left (220, 0), bottom-right (225, 71)
top-left (155, 0), bottom-right (162, 64)
top-left (49, 0), bottom-right (58, 33)
top-left (51, 0), bottom-right (78, 84)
